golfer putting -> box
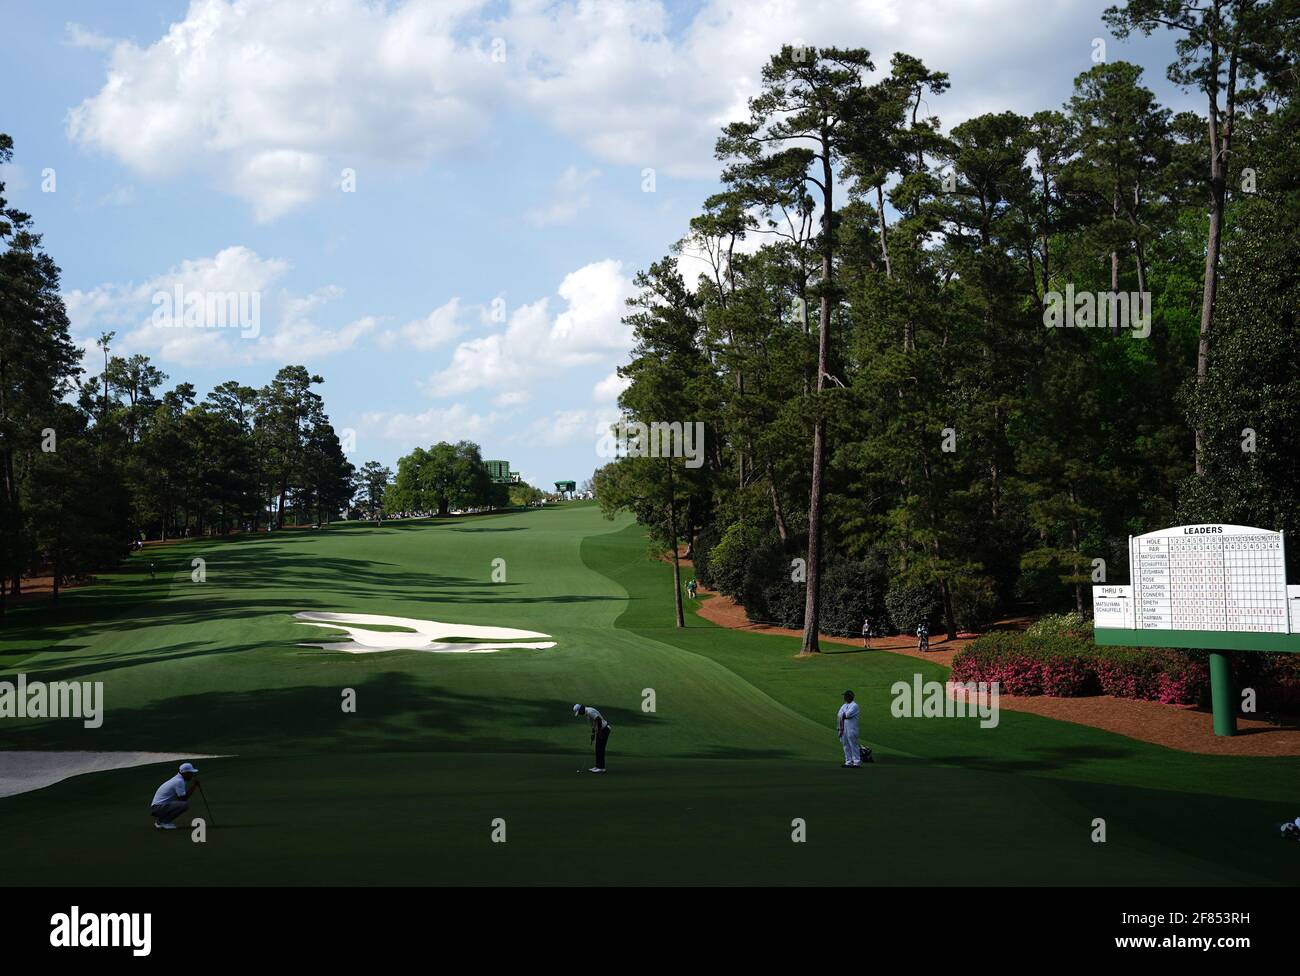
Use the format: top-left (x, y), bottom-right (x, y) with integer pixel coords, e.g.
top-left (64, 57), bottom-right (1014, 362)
top-left (838, 690), bottom-right (862, 767)
top-left (150, 761), bottom-right (201, 829)
top-left (573, 703), bottom-right (610, 773)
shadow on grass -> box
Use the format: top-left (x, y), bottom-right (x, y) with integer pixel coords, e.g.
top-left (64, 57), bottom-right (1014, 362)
top-left (894, 742), bottom-right (1138, 774)
top-left (0, 673), bottom-right (658, 755)
top-left (1, 539), bottom-right (623, 652)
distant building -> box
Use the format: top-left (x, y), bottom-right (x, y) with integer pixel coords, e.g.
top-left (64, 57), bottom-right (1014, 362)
top-left (554, 480), bottom-right (576, 497)
top-left (486, 460), bottom-right (521, 485)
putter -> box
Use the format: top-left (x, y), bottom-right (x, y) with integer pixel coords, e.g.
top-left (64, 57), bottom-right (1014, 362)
top-left (198, 781), bottom-right (215, 827)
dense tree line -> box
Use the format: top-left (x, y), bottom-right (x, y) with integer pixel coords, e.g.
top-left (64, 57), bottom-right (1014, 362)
top-left (0, 135), bottom-right (355, 612)
top-left (598, 1), bottom-right (1300, 648)
top-left (384, 440), bottom-right (511, 516)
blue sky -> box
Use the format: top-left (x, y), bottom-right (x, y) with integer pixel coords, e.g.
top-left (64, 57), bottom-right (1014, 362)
top-left (1, 0), bottom-right (1188, 487)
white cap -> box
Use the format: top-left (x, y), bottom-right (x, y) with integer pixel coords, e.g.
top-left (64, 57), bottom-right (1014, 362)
top-left (572, 704), bottom-right (582, 715)
top-left (179, 762), bottom-right (199, 774)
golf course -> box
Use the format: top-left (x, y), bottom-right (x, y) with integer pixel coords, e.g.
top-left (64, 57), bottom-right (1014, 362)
top-left (0, 501), bottom-right (1295, 886)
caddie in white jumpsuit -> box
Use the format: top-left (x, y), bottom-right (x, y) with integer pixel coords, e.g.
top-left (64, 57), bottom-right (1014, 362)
top-left (838, 690), bottom-right (861, 767)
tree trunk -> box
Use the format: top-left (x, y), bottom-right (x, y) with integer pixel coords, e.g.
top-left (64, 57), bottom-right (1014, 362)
top-left (768, 461), bottom-right (789, 544)
top-left (1110, 188), bottom-right (1121, 334)
top-left (800, 138), bottom-right (834, 656)
top-left (1133, 233), bottom-right (1148, 298)
top-left (1196, 176), bottom-right (1224, 475)
top-left (938, 573), bottom-right (957, 641)
top-left (1195, 40), bottom-right (1236, 476)
top-left (875, 182), bottom-right (892, 277)
top-left (666, 457), bottom-right (684, 628)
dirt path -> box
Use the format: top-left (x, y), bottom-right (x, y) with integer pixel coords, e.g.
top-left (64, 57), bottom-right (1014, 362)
top-left (685, 568), bottom-right (1300, 756)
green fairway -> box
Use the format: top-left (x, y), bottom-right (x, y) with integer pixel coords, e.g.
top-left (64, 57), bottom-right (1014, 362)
top-left (1, 502), bottom-right (1296, 884)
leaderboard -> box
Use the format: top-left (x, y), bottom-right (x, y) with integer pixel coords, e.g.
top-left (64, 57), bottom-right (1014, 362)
top-left (1132, 525), bottom-right (1289, 633)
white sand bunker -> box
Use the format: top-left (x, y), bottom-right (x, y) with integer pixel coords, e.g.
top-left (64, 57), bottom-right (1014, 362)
top-left (0, 752), bottom-right (225, 799)
top-left (292, 612), bottom-right (556, 654)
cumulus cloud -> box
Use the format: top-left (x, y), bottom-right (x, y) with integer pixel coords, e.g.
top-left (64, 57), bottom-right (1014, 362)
top-left (378, 298), bottom-right (475, 352)
top-left (67, 0), bottom-right (501, 220)
top-left (358, 403), bottom-right (499, 444)
top-left (427, 259), bottom-right (637, 397)
top-left (64, 0), bottom-right (1141, 220)
top-left (515, 407), bottom-right (621, 450)
top-left (64, 245), bottom-right (373, 367)
top-left (593, 371), bottom-right (630, 403)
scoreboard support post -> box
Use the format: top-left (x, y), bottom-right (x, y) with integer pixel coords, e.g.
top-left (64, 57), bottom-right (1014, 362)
top-left (1208, 652), bottom-right (1236, 737)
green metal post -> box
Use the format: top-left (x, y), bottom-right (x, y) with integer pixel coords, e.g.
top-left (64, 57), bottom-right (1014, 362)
top-left (1209, 652), bottom-right (1236, 737)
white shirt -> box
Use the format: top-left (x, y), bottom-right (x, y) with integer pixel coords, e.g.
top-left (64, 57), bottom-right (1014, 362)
top-left (586, 706), bottom-right (609, 729)
top-left (837, 701), bottom-right (860, 731)
top-left (151, 774), bottom-right (188, 807)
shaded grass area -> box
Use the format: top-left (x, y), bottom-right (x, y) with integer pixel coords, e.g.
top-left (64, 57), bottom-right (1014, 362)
top-left (2, 753), bottom-right (1289, 885)
top-left (0, 505), bottom-right (1296, 884)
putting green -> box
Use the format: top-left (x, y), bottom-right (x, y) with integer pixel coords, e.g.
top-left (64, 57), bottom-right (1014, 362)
top-left (0, 503), bottom-right (1295, 884)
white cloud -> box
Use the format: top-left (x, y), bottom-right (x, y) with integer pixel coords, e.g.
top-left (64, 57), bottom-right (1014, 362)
top-left (64, 22), bottom-right (114, 51)
top-left (67, 0), bottom-right (500, 219)
top-left (234, 149), bottom-right (328, 223)
top-left (427, 259), bottom-right (637, 398)
top-left (251, 288), bottom-right (377, 362)
top-left (495, 390), bottom-right (531, 407)
top-left (378, 298), bottom-right (473, 352)
top-left (359, 403), bottom-right (499, 445)
top-left (525, 165), bottom-right (601, 226)
top-left (515, 407), bottom-right (620, 450)
top-left (500, 0), bottom-right (1139, 178)
top-left (64, 246), bottom-right (373, 367)
top-left (593, 371), bottom-right (630, 403)
top-left (65, 0), bottom-right (1145, 218)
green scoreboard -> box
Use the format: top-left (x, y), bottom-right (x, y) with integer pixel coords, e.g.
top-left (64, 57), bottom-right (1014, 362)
top-left (1093, 524), bottom-right (1298, 735)
top-left (485, 460), bottom-right (519, 485)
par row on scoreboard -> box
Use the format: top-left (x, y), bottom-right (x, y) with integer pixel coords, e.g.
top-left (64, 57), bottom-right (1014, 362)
top-left (1094, 525), bottom-right (1300, 635)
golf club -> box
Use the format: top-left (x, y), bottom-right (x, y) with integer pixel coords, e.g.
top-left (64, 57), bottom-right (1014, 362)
top-left (198, 781), bottom-right (215, 827)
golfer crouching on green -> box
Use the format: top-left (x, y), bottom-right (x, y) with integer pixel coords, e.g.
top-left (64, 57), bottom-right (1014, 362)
top-left (150, 762), bottom-right (200, 830)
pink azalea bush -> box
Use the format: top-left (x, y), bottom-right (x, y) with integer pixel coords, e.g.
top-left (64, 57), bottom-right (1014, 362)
top-left (950, 632), bottom-right (1096, 697)
top-left (952, 632), bottom-right (1211, 704)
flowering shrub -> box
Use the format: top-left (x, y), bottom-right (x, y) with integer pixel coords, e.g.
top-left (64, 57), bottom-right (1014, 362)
top-left (950, 632), bottom-right (1095, 697)
top-left (952, 632), bottom-right (1213, 703)
top-left (1025, 612), bottom-right (1094, 641)
top-left (1092, 647), bottom-right (1210, 705)
top-left (1093, 647), bottom-right (1164, 700)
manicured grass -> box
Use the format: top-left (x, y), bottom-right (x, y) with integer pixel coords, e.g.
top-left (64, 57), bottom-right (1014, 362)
top-left (1, 504), bottom-right (1296, 884)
